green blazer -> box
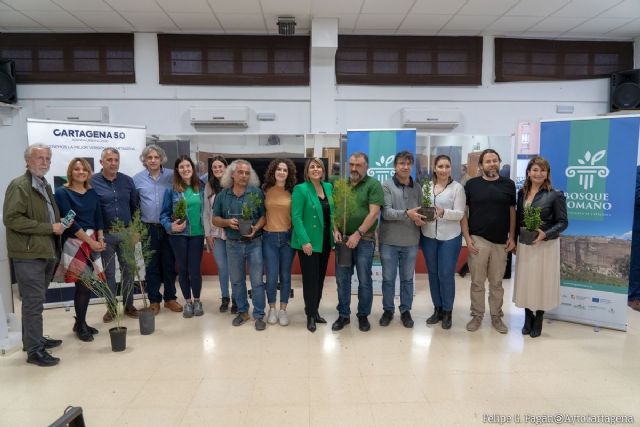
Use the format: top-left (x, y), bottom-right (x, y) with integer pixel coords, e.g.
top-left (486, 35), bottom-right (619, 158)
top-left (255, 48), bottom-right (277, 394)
top-left (291, 181), bottom-right (334, 252)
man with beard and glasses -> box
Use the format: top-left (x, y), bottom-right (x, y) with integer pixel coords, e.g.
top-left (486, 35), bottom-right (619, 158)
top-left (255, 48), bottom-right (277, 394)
top-left (462, 149), bottom-right (516, 334)
top-left (332, 152), bottom-right (384, 333)
top-left (4, 144), bottom-right (65, 366)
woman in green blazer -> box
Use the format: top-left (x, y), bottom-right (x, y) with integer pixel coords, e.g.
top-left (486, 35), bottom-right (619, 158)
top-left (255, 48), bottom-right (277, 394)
top-left (291, 158), bottom-right (335, 332)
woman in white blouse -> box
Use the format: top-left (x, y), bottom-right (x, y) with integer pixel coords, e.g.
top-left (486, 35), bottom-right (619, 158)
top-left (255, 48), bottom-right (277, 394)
top-left (421, 154), bottom-right (466, 329)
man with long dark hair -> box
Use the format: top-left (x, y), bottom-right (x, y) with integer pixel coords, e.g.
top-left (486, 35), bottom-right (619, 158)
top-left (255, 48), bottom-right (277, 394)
top-left (462, 149), bottom-right (516, 334)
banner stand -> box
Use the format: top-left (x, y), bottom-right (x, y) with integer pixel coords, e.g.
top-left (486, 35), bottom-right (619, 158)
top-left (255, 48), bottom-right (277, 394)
top-left (540, 115), bottom-right (640, 331)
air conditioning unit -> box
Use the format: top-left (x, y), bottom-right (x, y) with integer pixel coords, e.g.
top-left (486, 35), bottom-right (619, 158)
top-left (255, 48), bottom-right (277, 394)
top-left (45, 106), bottom-right (109, 123)
top-left (401, 108), bottom-right (461, 129)
top-left (190, 107), bottom-right (250, 127)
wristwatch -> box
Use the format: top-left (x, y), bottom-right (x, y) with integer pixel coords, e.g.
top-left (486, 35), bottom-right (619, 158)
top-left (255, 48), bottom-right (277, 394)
top-left (356, 229), bottom-right (365, 237)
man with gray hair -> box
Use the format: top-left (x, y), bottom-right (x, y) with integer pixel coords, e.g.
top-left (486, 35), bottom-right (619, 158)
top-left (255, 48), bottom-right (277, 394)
top-left (92, 147), bottom-right (139, 322)
top-left (133, 145), bottom-right (181, 315)
top-left (4, 143), bottom-right (65, 366)
top-left (212, 160), bottom-right (267, 331)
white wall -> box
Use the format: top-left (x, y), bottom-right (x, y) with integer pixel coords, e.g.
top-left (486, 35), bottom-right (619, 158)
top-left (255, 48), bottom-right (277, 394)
top-left (10, 33), bottom-right (612, 139)
top-left (0, 106), bottom-right (30, 314)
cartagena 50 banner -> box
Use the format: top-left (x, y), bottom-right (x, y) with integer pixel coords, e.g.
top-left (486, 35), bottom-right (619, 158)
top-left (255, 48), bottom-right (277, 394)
top-left (540, 115), bottom-right (640, 331)
top-left (27, 119), bottom-right (147, 307)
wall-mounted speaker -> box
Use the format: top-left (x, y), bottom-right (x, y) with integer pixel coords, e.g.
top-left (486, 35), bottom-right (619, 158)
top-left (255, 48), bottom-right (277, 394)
top-left (0, 59), bottom-right (17, 104)
top-left (610, 69), bottom-right (640, 112)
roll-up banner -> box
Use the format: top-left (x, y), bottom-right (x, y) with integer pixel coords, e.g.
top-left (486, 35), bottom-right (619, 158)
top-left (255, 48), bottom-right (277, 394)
top-left (345, 129), bottom-right (417, 294)
top-left (539, 115), bottom-right (640, 331)
top-left (26, 119), bottom-right (146, 307)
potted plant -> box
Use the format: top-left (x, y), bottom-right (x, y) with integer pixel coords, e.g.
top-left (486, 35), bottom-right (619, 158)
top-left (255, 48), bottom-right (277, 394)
top-left (419, 177), bottom-right (437, 221)
top-left (520, 205), bottom-right (544, 245)
top-left (239, 192), bottom-right (262, 236)
top-left (333, 178), bottom-right (357, 267)
top-left (173, 198), bottom-right (187, 225)
top-left (80, 262), bottom-right (134, 352)
top-left (110, 210), bottom-right (156, 335)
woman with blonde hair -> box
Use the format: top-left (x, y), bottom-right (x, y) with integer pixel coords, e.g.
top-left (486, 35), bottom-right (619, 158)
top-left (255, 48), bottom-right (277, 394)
top-left (54, 158), bottom-right (106, 342)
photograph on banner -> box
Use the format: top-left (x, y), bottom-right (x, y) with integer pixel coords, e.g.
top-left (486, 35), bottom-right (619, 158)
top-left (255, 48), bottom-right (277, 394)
top-left (540, 116), bottom-right (640, 330)
top-left (345, 129), bottom-right (417, 295)
top-left (26, 119), bottom-right (147, 307)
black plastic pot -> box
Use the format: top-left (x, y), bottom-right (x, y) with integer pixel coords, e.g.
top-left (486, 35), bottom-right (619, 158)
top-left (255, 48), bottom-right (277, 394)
top-left (109, 326), bottom-right (127, 352)
top-left (138, 308), bottom-right (155, 335)
top-left (519, 227), bottom-right (539, 245)
top-left (238, 219), bottom-right (253, 236)
top-left (335, 241), bottom-right (353, 267)
top-left (418, 206), bottom-right (437, 222)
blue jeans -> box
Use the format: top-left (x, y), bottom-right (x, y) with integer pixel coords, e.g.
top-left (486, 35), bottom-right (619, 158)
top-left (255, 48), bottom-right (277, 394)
top-left (380, 243), bottom-right (418, 314)
top-left (335, 239), bottom-right (375, 318)
top-left (226, 237), bottom-right (265, 319)
top-left (169, 235), bottom-right (204, 300)
top-left (213, 238), bottom-right (230, 299)
top-left (262, 231), bottom-right (294, 305)
top-left (421, 234), bottom-right (462, 311)
top-left (103, 232), bottom-right (134, 307)
top-left (144, 223), bottom-right (177, 303)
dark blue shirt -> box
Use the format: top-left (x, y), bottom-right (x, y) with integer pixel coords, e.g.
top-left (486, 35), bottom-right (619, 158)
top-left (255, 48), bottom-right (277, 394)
top-left (212, 186), bottom-right (265, 240)
top-left (91, 171), bottom-right (138, 229)
top-left (54, 187), bottom-right (104, 240)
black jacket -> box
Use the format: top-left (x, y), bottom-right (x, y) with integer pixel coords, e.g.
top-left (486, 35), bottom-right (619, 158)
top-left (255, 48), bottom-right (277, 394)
top-left (516, 187), bottom-right (568, 241)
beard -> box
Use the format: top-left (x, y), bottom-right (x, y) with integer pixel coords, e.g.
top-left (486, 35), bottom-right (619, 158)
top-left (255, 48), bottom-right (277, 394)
top-left (483, 168), bottom-right (498, 178)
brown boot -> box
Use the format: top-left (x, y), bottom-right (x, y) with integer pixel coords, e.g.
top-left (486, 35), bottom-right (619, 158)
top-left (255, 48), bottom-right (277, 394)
top-left (164, 300), bottom-right (183, 312)
top-left (102, 310), bottom-right (114, 323)
top-left (149, 303), bottom-right (160, 315)
top-left (125, 306), bottom-right (139, 319)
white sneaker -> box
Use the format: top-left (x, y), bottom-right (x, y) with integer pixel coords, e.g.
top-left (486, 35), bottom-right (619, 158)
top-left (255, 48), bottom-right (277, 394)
top-left (278, 309), bottom-right (289, 326)
top-left (267, 307), bottom-right (278, 325)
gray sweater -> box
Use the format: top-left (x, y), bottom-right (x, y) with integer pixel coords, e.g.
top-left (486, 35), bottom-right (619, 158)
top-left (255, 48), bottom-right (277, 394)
top-left (379, 176), bottom-right (423, 246)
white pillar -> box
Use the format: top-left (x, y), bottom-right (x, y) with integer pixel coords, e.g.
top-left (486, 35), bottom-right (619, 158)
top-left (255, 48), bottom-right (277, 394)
top-left (634, 37), bottom-right (640, 69)
top-left (310, 18), bottom-right (338, 133)
top-left (482, 35), bottom-right (495, 87)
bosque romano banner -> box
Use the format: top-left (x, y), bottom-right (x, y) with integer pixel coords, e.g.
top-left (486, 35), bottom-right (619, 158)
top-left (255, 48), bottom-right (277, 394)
top-left (540, 116), bottom-right (640, 331)
top-left (345, 129), bottom-right (417, 294)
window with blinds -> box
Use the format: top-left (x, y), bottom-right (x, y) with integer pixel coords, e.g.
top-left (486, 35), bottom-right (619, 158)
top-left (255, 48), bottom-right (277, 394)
top-left (336, 36), bottom-right (482, 85)
top-left (495, 38), bottom-right (633, 82)
top-left (158, 34), bottom-right (309, 85)
top-left (0, 33), bottom-right (135, 84)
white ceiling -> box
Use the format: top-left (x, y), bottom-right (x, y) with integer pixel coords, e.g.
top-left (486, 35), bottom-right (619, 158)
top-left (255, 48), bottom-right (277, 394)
top-left (0, 0), bottom-right (638, 39)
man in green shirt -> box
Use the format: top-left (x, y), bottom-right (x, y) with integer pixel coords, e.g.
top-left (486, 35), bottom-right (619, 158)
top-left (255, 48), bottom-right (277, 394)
top-left (332, 152), bottom-right (384, 332)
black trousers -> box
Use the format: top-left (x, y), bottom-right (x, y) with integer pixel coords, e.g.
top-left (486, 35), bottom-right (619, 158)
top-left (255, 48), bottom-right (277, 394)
top-left (298, 239), bottom-right (331, 317)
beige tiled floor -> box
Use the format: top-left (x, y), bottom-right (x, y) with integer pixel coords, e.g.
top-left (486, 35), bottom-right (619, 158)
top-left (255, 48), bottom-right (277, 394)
top-left (1, 274), bottom-right (640, 427)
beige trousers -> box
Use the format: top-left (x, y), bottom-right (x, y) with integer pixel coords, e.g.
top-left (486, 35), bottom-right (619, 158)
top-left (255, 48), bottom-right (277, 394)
top-left (468, 235), bottom-right (508, 318)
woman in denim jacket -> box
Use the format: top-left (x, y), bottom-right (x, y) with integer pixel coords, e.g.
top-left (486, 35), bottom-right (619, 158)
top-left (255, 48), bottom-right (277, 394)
top-left (160, 155), bottom-right (205, 318)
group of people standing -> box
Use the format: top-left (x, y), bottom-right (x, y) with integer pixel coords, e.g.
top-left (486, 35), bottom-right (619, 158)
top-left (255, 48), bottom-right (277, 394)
top-left (4, 143), bottom-right (568, 368)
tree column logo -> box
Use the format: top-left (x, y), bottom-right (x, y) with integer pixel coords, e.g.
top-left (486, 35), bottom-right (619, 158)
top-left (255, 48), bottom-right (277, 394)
top-left (565, 150), bottom-right (609, 190)
top-left (368, 154), bottom-right (395, 183)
